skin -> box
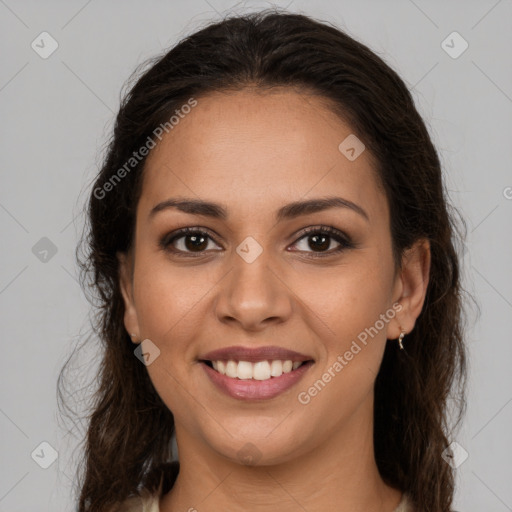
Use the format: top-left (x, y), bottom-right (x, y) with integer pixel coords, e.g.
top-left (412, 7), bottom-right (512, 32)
top-left (118, 88), bottom-right (430, 512)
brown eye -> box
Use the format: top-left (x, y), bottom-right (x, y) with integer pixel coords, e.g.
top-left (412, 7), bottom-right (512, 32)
top-left (180, 232), bottom-right (209, 252)
top-left (160, 225), bottom-right (354, 259)
top-left (300, 233), bottom-right (332, 252)
top-left (290, 226), bottom-right (353, 257)
top-left (160, 228), bottom-right (221, 256)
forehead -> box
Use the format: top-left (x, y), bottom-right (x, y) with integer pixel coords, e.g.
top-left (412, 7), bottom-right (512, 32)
top-left (139, 88), bottom-right (386, 223)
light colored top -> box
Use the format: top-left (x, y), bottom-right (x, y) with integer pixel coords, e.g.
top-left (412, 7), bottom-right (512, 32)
top-left (394, 493), bottom-right (413, 512)
top-left (116, 490), bottom-right (413, 511)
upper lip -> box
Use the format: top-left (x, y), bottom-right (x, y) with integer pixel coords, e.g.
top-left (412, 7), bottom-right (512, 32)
top-left (199, 345), bottom-right (314, 363)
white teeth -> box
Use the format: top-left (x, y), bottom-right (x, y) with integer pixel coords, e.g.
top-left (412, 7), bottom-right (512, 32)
top-left (270, 360), bottom-right (283, 377)
top-left (225, 360), bottom-right (238, 378)
top-left (210, 359), bottom-right (306, 380)
top-left (282, 360), bottom-right (293, 373)
top-left (217, 360), bottom-right (226, 375)
top-left (253, 361), bottom-right (271, 380)
top-left (237, 361), bottom-right (253, 379)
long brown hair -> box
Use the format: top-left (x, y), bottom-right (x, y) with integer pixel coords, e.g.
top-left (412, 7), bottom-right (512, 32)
top-left (58, 9), bottom-right (470, 511)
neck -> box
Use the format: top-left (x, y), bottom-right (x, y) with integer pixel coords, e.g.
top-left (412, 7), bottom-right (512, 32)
top-left (160, 393), bottom-right (403, 512)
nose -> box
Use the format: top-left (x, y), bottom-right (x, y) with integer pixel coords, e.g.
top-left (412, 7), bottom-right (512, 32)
top-left (214, 249), bottom-right (293, 332)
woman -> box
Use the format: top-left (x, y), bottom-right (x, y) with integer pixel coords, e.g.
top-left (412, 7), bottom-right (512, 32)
top-left (61, 9), bottom-right (468, 512)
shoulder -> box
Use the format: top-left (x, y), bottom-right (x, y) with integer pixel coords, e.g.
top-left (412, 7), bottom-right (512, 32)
top-left (393, 494), bottom-right (461, 512)
top-left (112, 492), bottom-right (160, 512)
top-left (108, 461), bottom-right (179, 512)
top-left (393, 493), bottom-right (413, 512)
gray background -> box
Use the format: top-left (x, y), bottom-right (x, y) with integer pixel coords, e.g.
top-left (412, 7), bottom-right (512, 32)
top-left (1, 1), bottom-right (511, 511)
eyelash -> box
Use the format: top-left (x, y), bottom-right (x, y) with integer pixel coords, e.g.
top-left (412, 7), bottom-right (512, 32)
top-left (159, 225), bottom-right (354, 259)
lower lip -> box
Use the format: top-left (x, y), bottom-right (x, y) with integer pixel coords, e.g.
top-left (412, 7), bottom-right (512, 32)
top-left (200, 361), bottom-right (314, 400)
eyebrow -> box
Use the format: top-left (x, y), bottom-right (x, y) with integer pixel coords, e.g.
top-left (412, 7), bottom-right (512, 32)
top-left (149, 196), bottom-right (369, 222)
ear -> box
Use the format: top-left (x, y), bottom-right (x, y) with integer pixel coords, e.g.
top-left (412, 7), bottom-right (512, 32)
top-left (117, 250), bottom-right (141, 344)
top-left (388, 238), bottom-right (431, 339)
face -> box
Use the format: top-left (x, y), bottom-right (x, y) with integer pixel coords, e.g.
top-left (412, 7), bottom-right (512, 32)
top-left (118, 88), bottom-right (429, 467)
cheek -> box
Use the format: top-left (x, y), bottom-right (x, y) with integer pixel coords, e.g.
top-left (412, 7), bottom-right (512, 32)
top-left (293, 259), bottom-right (394, 403)
top-left (132, 261), bottom-right (203, 418)
top-left (296, 273), bottom-right (392, 423)
top-left (132, 255), bottom-right (206, 342)
top-left (290, 256), bottom-right (393, 336)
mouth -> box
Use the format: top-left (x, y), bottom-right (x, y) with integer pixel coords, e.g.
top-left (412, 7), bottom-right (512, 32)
top-left (197, 346), bottom-right (315, 400)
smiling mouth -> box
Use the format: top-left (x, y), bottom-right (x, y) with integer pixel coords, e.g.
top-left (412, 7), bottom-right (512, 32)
top-left (200, 359), bottom-right (314, 381)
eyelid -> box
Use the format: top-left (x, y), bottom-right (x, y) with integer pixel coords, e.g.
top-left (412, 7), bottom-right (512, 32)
top-left (293, 225), bottom-right (351, 243)
top-left (160, 226), bottom-right (223, 251)
top-left (160, 224), bottom-right (354, 257)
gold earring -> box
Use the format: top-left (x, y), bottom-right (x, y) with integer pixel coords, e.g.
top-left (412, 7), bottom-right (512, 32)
top-left (398, 329), bottom-right (406, 350)
top-left (130, 333), bottom-right (138, 342)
